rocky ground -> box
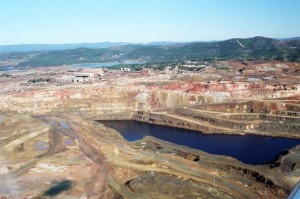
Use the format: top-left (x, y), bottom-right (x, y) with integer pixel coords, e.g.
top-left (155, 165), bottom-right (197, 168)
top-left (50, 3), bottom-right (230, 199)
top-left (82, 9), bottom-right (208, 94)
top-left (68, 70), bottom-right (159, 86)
top-left (0, 61), bottom-right (299, 198)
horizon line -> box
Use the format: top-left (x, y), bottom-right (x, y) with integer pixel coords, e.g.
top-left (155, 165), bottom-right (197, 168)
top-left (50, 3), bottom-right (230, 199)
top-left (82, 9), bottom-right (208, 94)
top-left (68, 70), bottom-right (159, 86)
top-left (1, 35), bottom-right (300, 46)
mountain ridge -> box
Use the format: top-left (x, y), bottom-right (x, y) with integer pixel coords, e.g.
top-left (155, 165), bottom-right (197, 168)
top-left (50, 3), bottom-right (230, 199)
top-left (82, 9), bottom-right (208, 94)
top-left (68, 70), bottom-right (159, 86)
top-left (1, 36), bottom-right (299, 54)
top-left (1, 36), bottom-right (299, 68)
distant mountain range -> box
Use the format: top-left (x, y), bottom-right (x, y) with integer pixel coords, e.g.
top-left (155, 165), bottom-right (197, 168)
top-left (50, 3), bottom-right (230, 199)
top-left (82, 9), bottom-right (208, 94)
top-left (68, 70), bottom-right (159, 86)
top-left (0, 36), bottom-right (299, 68)
top-left (0, 41), bottom-right (194, 54)
top-left (0, 42), bottom-right (131, 54)
top-left (276, 37), bottom-right (300, 41)
top-left (1, 37), bottom-right (298, 54)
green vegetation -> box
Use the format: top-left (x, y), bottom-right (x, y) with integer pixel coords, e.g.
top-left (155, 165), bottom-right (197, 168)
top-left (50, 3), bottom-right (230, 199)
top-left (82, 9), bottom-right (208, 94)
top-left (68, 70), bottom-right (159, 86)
top-left (28, 78), bottom-right (50, 83)
top-left (109, 61), bottom-right (207, 72)
top-left (1, 37), bottom-right (299, 69)
top-left (0, 74), bottom-right (12, 78)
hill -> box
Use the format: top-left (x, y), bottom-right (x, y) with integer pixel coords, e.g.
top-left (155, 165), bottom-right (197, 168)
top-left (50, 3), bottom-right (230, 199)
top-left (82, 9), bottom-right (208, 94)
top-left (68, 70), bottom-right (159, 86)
top-left (1, 36), bottom-right (299, 68)
top-left (0, 42), bottom-right (129, 54)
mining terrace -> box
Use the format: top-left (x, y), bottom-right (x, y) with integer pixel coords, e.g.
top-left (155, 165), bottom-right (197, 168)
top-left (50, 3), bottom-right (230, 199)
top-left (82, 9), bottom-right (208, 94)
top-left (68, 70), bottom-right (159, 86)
top-left (0, 61), bottom-right (299, 198)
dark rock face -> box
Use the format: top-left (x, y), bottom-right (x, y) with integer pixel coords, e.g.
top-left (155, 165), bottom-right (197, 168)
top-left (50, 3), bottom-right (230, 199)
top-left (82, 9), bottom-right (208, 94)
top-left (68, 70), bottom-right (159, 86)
top-left (126, 171), bottom-right (235, 199)
top-left (280, 146), bottom-right (300, 173)
top-left (269, 145), bottom-right (300, 175)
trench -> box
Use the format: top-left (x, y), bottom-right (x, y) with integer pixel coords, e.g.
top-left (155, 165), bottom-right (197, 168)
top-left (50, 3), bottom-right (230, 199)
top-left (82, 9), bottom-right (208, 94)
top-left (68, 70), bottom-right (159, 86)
top-left (99, 120), bottom-right (300, 165)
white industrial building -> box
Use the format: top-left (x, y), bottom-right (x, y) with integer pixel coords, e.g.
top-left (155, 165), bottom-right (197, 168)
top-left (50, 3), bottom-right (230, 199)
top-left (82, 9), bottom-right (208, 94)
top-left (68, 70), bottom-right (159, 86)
top-left (121, 67), bottom-right (131, 72)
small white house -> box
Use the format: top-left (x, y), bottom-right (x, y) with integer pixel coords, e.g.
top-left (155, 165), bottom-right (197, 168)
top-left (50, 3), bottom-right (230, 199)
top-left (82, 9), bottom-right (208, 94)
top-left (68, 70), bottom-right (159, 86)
top-left (121, 67), bottom-right (131, 72)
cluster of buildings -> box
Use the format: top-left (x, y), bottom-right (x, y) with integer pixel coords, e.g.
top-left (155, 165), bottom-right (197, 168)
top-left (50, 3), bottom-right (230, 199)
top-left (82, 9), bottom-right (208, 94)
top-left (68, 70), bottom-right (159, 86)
top-left (55, 68), bottom-right (105, 83)
top-left (53, 65), bottom-right (196, 83)
top-left (165, 66), bottom-right (179, 74)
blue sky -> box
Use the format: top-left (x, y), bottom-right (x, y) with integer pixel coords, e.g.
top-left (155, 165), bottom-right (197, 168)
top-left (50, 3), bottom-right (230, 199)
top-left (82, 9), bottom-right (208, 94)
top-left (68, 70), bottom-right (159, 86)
top-left (0, 0), bottom-right (299, 44)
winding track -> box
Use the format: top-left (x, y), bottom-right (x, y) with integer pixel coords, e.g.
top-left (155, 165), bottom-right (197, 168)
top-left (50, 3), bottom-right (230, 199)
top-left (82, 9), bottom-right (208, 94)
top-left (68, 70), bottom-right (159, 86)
top-left (1, 115), bottom-right (286, 198)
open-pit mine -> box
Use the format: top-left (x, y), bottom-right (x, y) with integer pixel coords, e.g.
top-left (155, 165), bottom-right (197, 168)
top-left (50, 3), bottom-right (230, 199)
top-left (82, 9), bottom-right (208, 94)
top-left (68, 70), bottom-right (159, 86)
top-left (0, 61), bottom-right (300, 198)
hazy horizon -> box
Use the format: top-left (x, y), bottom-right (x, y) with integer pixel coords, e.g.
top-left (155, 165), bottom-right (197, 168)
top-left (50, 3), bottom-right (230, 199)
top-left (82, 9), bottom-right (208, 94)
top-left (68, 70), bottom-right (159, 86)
top-left (0, 0), bottom-right (299, 45)
top-left (0, 35), bottom-right (300, 46)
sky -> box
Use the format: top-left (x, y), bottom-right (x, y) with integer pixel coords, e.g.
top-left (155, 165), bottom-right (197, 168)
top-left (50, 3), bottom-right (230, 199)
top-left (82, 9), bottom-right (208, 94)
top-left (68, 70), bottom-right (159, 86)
top-left (0, 0), bottom-right (299, 44)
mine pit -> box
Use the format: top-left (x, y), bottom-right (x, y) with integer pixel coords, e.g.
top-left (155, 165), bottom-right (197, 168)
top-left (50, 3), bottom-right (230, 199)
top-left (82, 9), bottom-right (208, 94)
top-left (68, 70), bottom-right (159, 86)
top-left (0, 60), bottom-right (299, 198)
top-left (100, 120), bottom-right (300, 165)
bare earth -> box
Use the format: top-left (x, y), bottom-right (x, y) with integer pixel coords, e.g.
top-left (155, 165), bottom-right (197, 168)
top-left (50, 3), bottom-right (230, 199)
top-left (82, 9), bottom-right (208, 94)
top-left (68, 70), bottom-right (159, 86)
top-left (0, 61), bottom-right (299, 198)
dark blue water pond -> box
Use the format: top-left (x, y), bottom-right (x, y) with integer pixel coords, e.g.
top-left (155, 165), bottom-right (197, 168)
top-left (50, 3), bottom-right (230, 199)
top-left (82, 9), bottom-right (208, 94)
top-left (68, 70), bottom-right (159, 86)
top-left (100, 120), bottom-right (300, 165)
top-left (43, 180), bottom-right (72, 197)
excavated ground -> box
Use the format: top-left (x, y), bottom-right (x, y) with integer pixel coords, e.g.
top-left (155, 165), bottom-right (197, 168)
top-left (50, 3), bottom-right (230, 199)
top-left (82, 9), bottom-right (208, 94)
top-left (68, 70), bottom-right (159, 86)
top-left (0, 61), bottom-right (299, 198)
top-left (0, 114), bottom-right (296, 198)
top-left (94, 96), bottom-right (300, 139)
